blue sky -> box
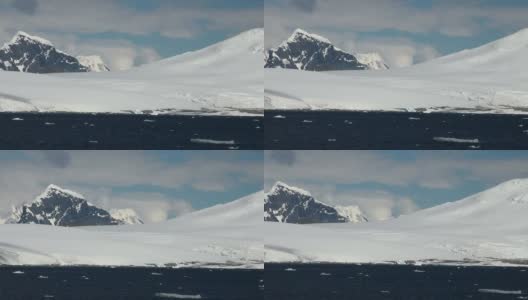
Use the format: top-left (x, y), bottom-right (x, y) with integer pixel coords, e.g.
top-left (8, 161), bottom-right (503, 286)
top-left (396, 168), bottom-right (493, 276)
top-left (265, 151), bottom-right (528, 221)
top-left (0, 0), bottom-right (263, 70)
top-left (265, 0), bottom-right (528, 67)
top-left (0, 151), bottom-right (263, 223)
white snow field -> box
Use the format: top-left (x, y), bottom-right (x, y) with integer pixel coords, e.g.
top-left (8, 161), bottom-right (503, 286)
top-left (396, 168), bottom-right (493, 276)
top-left (265, 28), bottom-right (528, 114)
top-left (265, 179), bottom-right (528, 266)
top-left (0, 192), bottom-right (264, 268)
top-left (0, 28), bottom-right (263, 115)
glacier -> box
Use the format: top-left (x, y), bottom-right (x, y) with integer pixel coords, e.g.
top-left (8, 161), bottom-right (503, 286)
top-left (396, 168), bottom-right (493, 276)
top-left (0, 191), bottom-right (263, 268)
top-left (0, 28), bottom-right (264, 116)
top-left (265, 28), bottom-right (528, 114)
top-left (265, 179), bottom-right (528, 266)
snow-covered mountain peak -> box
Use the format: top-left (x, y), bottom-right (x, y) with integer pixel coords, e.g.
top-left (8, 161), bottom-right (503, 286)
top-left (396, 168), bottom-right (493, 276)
top-left (286, 28), bottom-right (332, 45)
top-left (401, 178), bottom-right (528, 228)
top-left (5, 185), bottom-right (131, 226)
top-left (207, 27), bottom-right (264, 54)
top-left (238, 28), bottom-right (264, 53)
top-left (484, 178), bottom-right (528, 191)
top-left (420, 27), bottom-right (528, 73)
top-left (482, 178), bottom-right (528, 204)
top-left (77, 55), bottom-right (110, 72)
top-left (268, 181), bottom-right (312, 198)
top-left (335, 205), bottom-right (369, 223)
top-left (0, 31), bottom-right (89, 73)
top-left (355, 52), bottom-right (390, 70)
top-left (266, 29), bottom-right (369, 71)
top-left (7, 31), bottom-right (54, 48)
top-left (110, 208), bottom-right (144, 225)
top-left (36, 184), bottom-right (86, 203)
top-left (168, 191), bottom-right (263, 227)
top-left (144, 28), bottom-right (264, 73)
top-left (265, 182), bottom-right (368, 224)
top-left (490, 27), bottom-right (528, 49)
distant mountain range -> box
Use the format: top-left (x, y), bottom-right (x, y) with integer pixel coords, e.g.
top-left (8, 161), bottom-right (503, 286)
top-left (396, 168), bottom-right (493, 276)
top-left (0, 31), bottom-right (109, 73)
top-left (4, 184), bottom-right (142, 226)
top-left (264, 181), bottom-right (368, 224)
top-left (265, 29), bottom-right (389, 71)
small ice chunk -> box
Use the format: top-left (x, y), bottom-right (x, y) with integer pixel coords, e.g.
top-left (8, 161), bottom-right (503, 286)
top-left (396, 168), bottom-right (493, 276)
top-left (191, 138), bottom-right (235, 145)
top-left (478, 289), bottom-right (522, 295)
top-left (155, 293), bottom-right (202, 299)
top-left (433, 137), bottom-right (479, 144)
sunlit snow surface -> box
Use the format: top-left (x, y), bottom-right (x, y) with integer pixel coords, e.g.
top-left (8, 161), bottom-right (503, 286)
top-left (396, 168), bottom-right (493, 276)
top-left (266, 28), bottom-right (528, 114)
top-left (0, 29), bottom-right (263, 115)
top-left (265, 179), bottom-right (528, 266)
top-left (0, 192), bottom-right (263, 268)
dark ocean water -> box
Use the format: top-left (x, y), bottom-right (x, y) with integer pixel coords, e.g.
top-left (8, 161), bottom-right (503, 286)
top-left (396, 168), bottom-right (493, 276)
top-left (2, 264), bottom-right (526, 299)
top-left (265, 111), bottom-right (528, 149)
top-left (0, 266), bottom-right (263, 300)
top-left (0, 113), bottom-right (263, 149)
top-left (265, 263), bottom-right (528, 300)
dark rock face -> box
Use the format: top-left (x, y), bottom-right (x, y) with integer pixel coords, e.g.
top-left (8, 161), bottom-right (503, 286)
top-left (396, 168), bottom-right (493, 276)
top-left (0, 32), bottom-right (88, 73)
top-left (264, 182), bottom-right (350, 224)
top-left (264, 29), bottom-right (368, 71)
top-left (14, 185), bottom-right (121, 226)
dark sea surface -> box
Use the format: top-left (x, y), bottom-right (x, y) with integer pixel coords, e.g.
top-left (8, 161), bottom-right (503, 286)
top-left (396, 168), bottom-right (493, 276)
top-left (265, 263), bottom-right (528, 300)
top-left (0, 113), bottom-right (263, 149)
top-left (2, 264), bottom-right (526, 299)
top-left (265, 111), bottom-right (528, 149)
top-left (0, 266), bottom-right (263, 300)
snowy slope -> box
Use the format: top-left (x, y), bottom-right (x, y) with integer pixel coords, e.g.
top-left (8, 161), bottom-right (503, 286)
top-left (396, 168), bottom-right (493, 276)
top-left (266, 28), bottom-right (528, 114)
top-left (167, 191), bottom-right (263, 227)
top-left (110, 208), bottom-right (143, 225)
top-left (0, 28), bottom-right (264, 115)
top-left (265, 179), bottom-right (528, 266)
top-left (0, 192), bottom-right (263, 268)
top-left (355, 53), bottom-right (389, 70)
top-left (420, 28), bottom-right (528, 73)
top-left (77, 55), bottom-right (110, 72)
